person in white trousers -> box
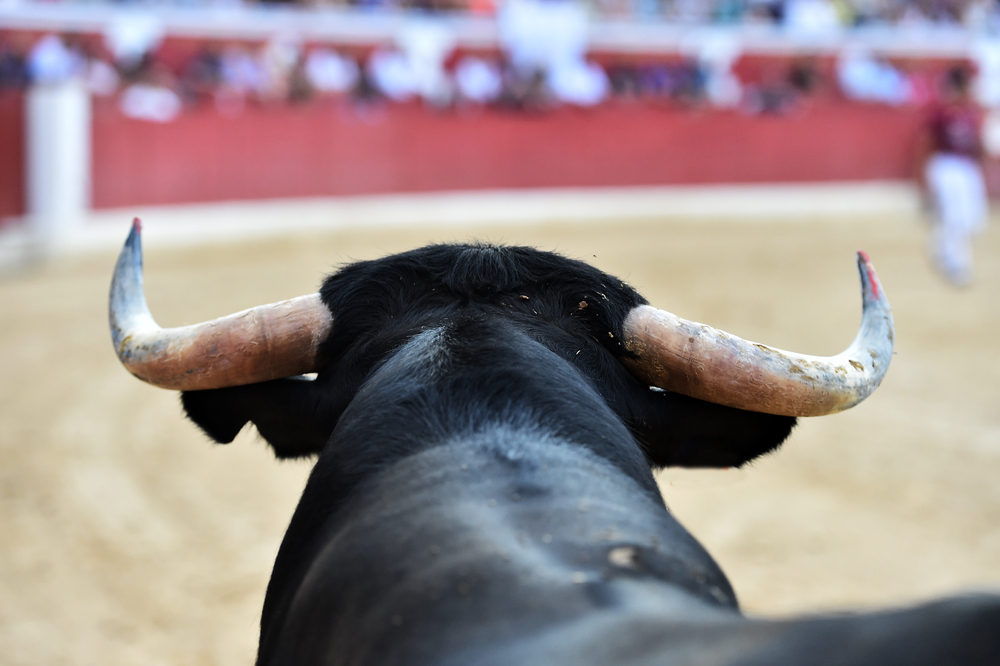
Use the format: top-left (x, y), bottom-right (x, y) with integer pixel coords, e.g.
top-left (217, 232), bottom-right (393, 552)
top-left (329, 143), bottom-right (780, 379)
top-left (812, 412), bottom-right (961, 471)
top-left (917, 66), bottom-right (989, 287)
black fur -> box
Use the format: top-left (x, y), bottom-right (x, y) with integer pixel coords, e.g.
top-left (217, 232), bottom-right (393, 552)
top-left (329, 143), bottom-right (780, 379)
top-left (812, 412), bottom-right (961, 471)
top-left (176, 244), bottom-right (999, 666)
top-left (183, 244), bottom-right (795, 468)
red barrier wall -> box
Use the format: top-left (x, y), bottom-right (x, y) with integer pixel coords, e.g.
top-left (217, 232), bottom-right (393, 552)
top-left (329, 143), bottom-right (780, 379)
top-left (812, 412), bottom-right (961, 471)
top-left (91, 99), bottom-right (925, 209)
top-left (0, 92), bottom-right (24, 222)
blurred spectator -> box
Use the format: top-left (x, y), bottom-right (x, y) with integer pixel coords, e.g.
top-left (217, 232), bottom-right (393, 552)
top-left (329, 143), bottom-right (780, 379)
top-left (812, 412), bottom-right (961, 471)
top-left (259, 35), bottom-right (304, 102)
top-left (783, 0), bottom-right (843, 33)
top-left (216, 44), bottom-right (265, 114)
top-left (897, 0), bottom-right (935, 25)
top-left (27, 34), bottom-right (85, 85)
top-left (607, 58), bottom-right (710, 105)
top-left (403, 0), bottom-right (469, 10)
top-left (662, 60), bottom-right (707, 103)
top-left (916, 65), bottom-right (988, 286)
top-left (696, 33), bottom-right (743, 107)
top-left (305, 47), bottom-right (360, 96)
top-left (454, 55), bottom-right (503, 104)
top-left (468, 0), bottom-right (498, 13)
top-left (287, 56), bottom-right (314, 103)
top-left (788, 58), bottom-right (821, 95)
top-left (118, 53), bottom-right (182, 122)
top-left (179, 47), bottom-right (223, 105)
top-left (594, 0), bottom-right (633, 18)
top-left (837, 48), bottom-right (912, 104)
top-left (743, 65), bottom-right (799, 113)
top-left (395, 20), bottom-right (457, 107)
top-left (23, 33), bottom-right (118, 96)
top-left (0, 39), bottom-right (28, 90)
top-left (671, 0), bottom-right (714, 22)
top-left (742, 58), bottom-right (828, 113)
top-left (963, 0), bottom-right (1000, 30)
top-left (84, 53), bottom-right (119, 97)
top-left (745, 0), bottom-right (785, 23)
top-left (120, 81), bottom-right (183, 122)
top-left (103, 13), bottom-right (164, 73)
top-left (351, 64), bottom-right (384, 106)
top-left (369, 21), bottom-right (456, 107)
top-left (713, 0), bottom-right (747, 23)
top-left (498, 0), bottom-right (610, 107)
top-left (549, 59), bottom-right (609, 105)
top-left (607, 64), bottom-right (641, 99)
top-left (368, 48), bottom-right (420, 101)
top-left (497, 61), bottom-right (551, 110)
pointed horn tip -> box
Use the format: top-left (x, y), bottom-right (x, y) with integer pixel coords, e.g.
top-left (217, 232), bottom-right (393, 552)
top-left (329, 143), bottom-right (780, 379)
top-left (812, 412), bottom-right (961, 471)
top-left (110, 217), bottom-right (149, 322)
top-left (126, 218), bottom-right (142, 247)
top-left (856, 250), bottom-right (886, 303)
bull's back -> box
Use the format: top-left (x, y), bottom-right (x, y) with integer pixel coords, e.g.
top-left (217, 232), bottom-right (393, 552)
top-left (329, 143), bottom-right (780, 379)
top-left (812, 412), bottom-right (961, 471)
top-left (261, 433), bottom-right (737, 666)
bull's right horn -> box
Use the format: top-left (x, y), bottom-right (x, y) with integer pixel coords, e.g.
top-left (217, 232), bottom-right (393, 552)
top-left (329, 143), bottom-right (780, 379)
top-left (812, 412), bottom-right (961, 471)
top-left (109, 219), bottom-right (334, 391)
top-left (620, 251), bottom-right (894, 417)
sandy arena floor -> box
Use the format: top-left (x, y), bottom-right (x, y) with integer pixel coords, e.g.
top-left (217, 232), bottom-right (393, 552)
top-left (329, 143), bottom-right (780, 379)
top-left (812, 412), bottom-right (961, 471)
top-left (1, 205), bottom-right (998, 665)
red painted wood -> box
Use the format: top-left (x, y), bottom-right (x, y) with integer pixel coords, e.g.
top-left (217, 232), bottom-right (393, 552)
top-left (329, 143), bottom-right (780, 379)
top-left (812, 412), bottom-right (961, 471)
top-left (91, 98), bottom-right (926, 209)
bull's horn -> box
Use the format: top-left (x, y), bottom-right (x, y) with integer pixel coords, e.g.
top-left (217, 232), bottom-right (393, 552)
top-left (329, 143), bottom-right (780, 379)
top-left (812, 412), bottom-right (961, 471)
top-left (620, 252), bottom-right (894, 417)
top-left (109, 219), bottom-right (333, 391)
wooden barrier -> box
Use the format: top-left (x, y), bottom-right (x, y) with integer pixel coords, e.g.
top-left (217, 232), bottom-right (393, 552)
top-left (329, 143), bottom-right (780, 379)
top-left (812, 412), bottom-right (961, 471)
top-left (89, 97), bottom-right (926, 210)
top-left (0, 85), bottom-right (942, 222)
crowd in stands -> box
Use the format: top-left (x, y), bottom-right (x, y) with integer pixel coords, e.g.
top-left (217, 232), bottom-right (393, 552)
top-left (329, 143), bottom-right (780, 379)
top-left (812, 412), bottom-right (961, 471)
top-left (1, 0), bottom-right (995, 120)
top-left (0, 29), bottom-right (975, 121)
top-left (10, 0), bottom-right (1000, 27)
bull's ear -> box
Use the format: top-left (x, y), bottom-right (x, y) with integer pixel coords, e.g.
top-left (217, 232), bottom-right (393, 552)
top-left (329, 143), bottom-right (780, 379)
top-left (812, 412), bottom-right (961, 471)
top-left (181, 377), bottom-right (336, 458)
top-left (632, 390), bottom-right (797, 469)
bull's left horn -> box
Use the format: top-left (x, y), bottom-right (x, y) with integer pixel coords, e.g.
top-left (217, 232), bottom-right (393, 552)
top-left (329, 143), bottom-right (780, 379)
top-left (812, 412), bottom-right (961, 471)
top-left (109, 219), bottom-right (333, 391)
top-left (620, 252), bottom-right (894, 417)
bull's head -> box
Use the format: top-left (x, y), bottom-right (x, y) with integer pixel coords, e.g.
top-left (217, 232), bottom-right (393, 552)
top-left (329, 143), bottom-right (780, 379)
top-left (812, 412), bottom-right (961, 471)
top-left (109, 219), bottom-right (893, 418)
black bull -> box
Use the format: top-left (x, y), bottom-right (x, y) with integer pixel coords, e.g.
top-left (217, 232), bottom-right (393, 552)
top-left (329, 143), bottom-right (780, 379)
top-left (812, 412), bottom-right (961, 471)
top-left (110, 238), bottom-right (999, 666)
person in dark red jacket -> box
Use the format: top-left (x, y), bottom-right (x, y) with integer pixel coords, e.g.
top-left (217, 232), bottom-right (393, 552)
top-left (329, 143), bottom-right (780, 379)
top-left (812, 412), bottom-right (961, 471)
top-left (916, 65), bottom-right (989, 286)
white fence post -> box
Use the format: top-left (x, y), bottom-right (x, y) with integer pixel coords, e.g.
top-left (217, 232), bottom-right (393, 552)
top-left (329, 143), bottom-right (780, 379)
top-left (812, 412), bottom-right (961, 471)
top-left (25, 79), bottom-right (91, 248)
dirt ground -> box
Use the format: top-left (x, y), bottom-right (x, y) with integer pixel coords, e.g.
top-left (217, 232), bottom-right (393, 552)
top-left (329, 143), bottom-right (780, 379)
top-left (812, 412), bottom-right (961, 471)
top-left (1, 207), bottom-right (998, 665)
